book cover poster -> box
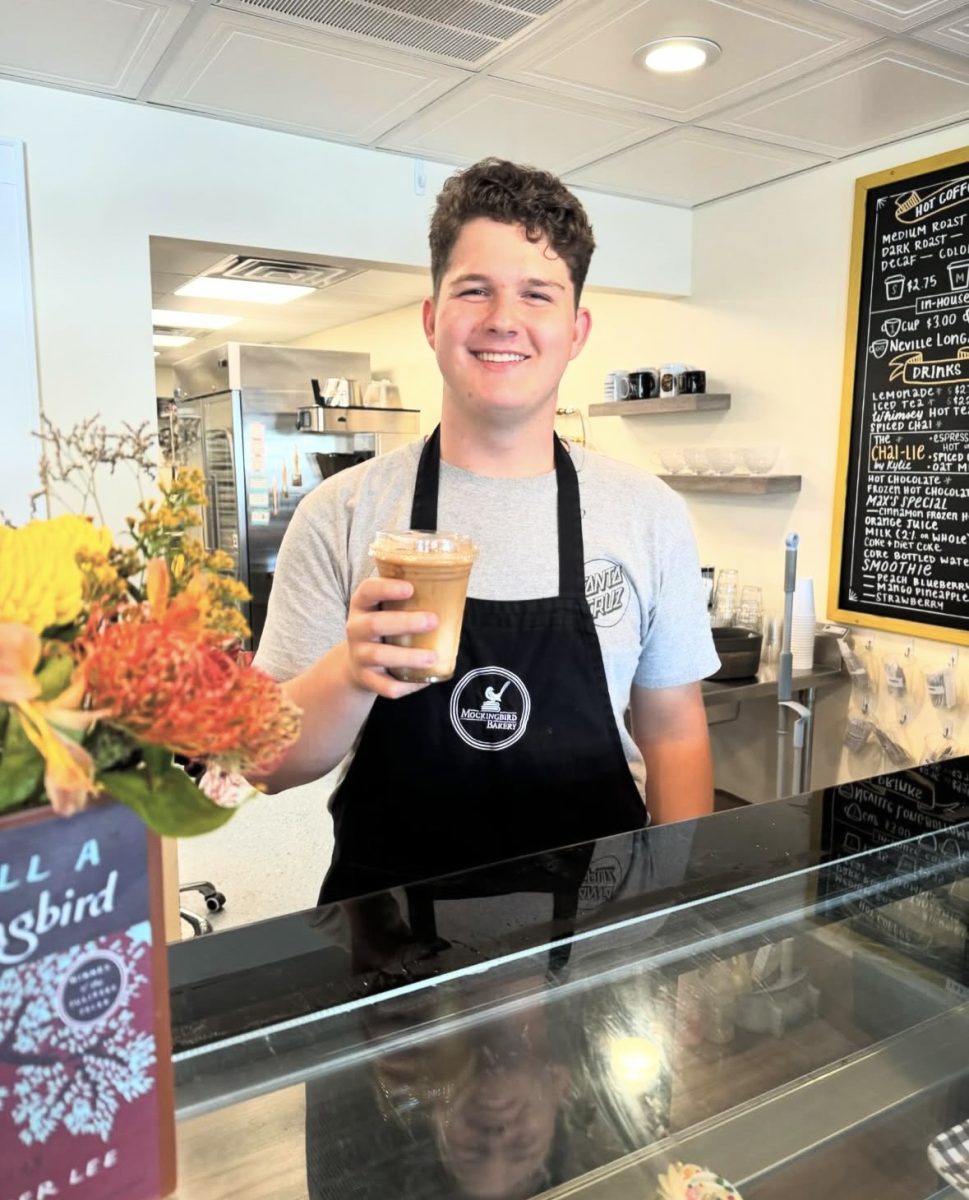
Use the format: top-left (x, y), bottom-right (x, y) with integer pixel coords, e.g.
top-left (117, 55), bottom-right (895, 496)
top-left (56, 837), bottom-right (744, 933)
top-left (0, 804), bottom-right (167, 1200)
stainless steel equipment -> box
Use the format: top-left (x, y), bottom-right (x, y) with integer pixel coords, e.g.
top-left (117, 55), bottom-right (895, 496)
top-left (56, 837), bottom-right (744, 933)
top-left (311, 376), bottom-right (363, 408)
top-left (170, 343), bottom-right (420, 646)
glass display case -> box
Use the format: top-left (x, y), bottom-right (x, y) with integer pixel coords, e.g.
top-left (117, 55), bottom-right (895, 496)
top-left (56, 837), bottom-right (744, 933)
top-left (167, 758), bottom-right (969, 1199)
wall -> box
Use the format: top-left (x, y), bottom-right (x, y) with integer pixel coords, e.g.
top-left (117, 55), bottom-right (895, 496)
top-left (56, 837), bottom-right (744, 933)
top-left (0, 138), bottom-right (41, 524)
top-left (155, 364), bottom-right (175, 397)
top-left (1, 77), bottom-right (690, 532)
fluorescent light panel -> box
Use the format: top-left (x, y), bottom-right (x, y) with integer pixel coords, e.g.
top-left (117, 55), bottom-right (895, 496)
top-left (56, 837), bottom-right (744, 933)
top-left (153, 333), bottom-right (195, 348)
top-left (152, 308), bottom-right (239, 330)
top-left (175, 277), bottom-right (314, 305)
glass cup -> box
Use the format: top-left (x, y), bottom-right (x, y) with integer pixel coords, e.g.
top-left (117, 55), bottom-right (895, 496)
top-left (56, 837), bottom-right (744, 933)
top-left (761, 612), bottom-right (783, 663)
top-left (658, 446), bottom-right (688, 475)
top-left (713, 568), bottom-right (738, 602)
top-left (740, 446), bottom-right (779, 475)
top-left (683, 447), bottom-right (710, 475)
top-left (706, 447), bottom-right (739, 475)
top-left (736, 585), bottom-right (763, 633)
top-left (711, 568), bottom-right (739, 627)
top-left (370, 530), bottom-right (476, 683)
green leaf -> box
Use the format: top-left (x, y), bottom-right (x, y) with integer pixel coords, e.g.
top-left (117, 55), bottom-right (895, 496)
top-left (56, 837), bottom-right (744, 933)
top-left (0, 711), bottom-right (45, 813)
top-left (141, 743), bottom-right (173, 787)
top-left (86, 723), bottom-right (139, 772)
top-left (104, 762), bottom-right (236, 837)
top-left (36, 651), bottom-right (75, 701)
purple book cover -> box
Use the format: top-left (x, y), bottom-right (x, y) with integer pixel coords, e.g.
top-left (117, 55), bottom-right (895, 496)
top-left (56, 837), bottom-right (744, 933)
top-left (0, 803), bottom-right (173, 1200)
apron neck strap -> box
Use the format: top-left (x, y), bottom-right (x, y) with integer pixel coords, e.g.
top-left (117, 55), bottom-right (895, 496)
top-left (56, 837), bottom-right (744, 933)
top-left (410, 425), bottom-right (585, 598)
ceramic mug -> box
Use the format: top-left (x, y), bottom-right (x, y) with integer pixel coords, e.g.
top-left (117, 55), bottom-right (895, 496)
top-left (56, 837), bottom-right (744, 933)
top-left (659, 362), bottom-right (688, 397)
top-left (629, 368), bottom-right (659, 399)
top-left (604, 370), bottom-right (631, 401)
top-left (681, 369), bottom-right (706, 394)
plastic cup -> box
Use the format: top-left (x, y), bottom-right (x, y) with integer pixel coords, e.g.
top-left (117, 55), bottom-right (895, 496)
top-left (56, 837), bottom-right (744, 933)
top-left (371, 530), bottom-right (476, 683)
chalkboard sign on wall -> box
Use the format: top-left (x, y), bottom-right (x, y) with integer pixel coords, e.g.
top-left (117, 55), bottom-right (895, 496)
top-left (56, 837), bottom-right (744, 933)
top-left (829, 148), bottom-right (969, 646)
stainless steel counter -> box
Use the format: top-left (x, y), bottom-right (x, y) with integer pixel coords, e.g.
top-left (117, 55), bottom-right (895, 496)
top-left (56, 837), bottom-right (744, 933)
top-left (700, 633), bottom-right (847, 796)
top-left (701, 659), bottom-right (843, 706)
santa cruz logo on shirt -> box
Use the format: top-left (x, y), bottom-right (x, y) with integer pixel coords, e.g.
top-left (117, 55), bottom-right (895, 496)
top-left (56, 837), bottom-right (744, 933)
top-left (449, 667), bottom-right (531, 752)
top-left (584, 557), bottom-right (631, 628)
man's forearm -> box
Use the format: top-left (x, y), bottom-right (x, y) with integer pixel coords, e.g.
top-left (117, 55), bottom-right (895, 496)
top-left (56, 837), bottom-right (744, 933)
top-left (253, 644), bottom-right (377, 793)
top-left (630, 682), bottom-right (714, 825)
top-left (640, 733), bottom-right (714, 825)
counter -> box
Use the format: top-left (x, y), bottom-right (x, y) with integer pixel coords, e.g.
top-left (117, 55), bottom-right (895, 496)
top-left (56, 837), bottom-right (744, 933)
top-left (167, 757), bottom-right (969, 1199)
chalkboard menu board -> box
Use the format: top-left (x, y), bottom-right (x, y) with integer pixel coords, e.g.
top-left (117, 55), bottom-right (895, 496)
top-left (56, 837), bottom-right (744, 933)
top-left (830, 148), bottom-right (969, 646)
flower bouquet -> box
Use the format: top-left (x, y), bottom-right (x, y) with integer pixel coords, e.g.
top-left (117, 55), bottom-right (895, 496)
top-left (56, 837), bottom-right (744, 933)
top-left (0, 467), bottom-right (300, 833)
top-left (0, 453), bottom-right (301, 1199)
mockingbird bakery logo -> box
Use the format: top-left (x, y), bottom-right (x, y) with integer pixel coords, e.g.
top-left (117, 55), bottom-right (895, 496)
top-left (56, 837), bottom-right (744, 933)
top-left (450, 667), bottom-right (531, 751)
top-left (585, 557), bottom-right (631, 628)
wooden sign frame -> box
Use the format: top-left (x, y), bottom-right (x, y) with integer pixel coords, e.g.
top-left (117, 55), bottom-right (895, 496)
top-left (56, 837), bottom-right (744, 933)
top-left (0, 800), bottom-right (177, 1199)
top-left (828, 146), bottom-right (969, 646)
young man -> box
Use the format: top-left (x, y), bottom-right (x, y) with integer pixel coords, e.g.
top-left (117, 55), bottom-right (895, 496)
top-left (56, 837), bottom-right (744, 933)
top-left (254, 159), bottom-right (719, 903)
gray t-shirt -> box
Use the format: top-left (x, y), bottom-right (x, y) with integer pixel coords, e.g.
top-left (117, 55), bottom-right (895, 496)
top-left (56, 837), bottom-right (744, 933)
top-left (254, 440), bottom-right (719, 796)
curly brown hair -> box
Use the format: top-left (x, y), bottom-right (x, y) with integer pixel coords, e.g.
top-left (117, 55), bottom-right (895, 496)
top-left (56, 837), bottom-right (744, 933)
top-left (429, 158), bottom-right (596, 305)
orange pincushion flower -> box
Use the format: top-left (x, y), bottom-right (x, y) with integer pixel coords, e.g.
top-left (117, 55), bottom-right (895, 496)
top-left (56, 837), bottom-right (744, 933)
top-left (82, 616), bottom-right (299, 775)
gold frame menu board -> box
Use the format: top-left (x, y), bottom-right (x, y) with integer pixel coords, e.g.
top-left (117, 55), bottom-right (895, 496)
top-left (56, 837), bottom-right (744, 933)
top-left (829, 147), bottom-right (969, 646)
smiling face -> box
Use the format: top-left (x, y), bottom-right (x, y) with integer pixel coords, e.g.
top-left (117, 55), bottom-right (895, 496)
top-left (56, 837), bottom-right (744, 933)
top-left (434, 1061), bottom-right (569, 1199)
top-left (423, 218), bottom-right (591, 430)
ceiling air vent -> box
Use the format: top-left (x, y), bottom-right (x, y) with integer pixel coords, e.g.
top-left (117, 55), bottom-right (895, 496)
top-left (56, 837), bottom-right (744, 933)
top-left (214, 0), bottom-right (568, 66)
top-left (207, 255), bottom-right (359, 289)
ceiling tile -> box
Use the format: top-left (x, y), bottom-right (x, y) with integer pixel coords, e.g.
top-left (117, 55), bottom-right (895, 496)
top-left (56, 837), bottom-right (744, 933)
top-left (704, 39), bottom-right (969, 156)
top-left (800, 0), bottom-right (967, 34)
top-left (151, 271), bottom-right (194, 297)
top-left (915, 10), bottom-right (969, 54)
top-left (146, 7), bottom-right (469, 143)
top-left (329, 268), bottom-right (430, 301)
top-left (491, 0), bottom-right (881, 122)
top-left (0, 0), bottom-right (190, 96)
top-left (566, 126), bottom-right (826, 205)
top-left (378, 77), bottom-right (670, 174)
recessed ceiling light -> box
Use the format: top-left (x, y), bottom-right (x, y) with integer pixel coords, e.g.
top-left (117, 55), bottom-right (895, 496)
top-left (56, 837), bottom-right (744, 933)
top-left (636, 37), bottom-right (721, 73)
top-left (175, 277), bottom-right (314, 305)
top-left (153, 333), bottom-right (195, 348)
top-left (152, 308), bottom-right (239, 330)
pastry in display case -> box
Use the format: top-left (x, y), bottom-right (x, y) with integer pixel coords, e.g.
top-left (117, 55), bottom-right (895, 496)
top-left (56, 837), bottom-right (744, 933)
top-left (167, 757), bottom-right (969, 1200)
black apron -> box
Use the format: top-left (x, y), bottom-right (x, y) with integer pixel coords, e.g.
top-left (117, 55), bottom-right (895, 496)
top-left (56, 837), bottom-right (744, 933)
top-left (319, 427), bottom-right (647, 904)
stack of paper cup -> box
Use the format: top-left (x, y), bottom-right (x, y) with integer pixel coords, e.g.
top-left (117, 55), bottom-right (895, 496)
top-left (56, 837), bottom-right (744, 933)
top-left (791, 577), bottom-right (816, 671)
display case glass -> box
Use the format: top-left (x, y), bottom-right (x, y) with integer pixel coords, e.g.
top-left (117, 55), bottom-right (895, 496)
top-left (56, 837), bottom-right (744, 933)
top-left (168, 759), bottom-right (969, 1199)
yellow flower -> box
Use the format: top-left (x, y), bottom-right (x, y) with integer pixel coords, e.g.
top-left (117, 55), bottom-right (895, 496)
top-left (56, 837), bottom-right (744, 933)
top-left (0, 623), bottom-right (101, 815)
top-left (0, 515), bottom-right (112, 632)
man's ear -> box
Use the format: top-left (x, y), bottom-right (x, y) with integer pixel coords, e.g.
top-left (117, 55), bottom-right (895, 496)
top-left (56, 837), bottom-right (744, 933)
top-left (569, 306), bottom-right (592, 361)
top-left (422, 296), bottom-right (437, 349)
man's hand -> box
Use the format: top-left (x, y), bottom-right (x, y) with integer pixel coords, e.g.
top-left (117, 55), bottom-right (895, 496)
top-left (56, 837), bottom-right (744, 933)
top-left (345, 577), bottom-right (438, 699)
top-left (251, 578), bottom-right (444, 792)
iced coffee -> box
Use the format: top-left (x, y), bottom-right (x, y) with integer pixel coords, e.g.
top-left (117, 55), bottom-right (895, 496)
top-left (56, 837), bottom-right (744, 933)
top-left (371, 531), bottom-right (476, 683)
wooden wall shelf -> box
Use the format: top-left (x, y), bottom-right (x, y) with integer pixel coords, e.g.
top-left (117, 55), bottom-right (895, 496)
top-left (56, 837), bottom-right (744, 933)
top-left (589, 394), bottom-right (731, 417)
top-left (659, 474), bottom-right (802, 494)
